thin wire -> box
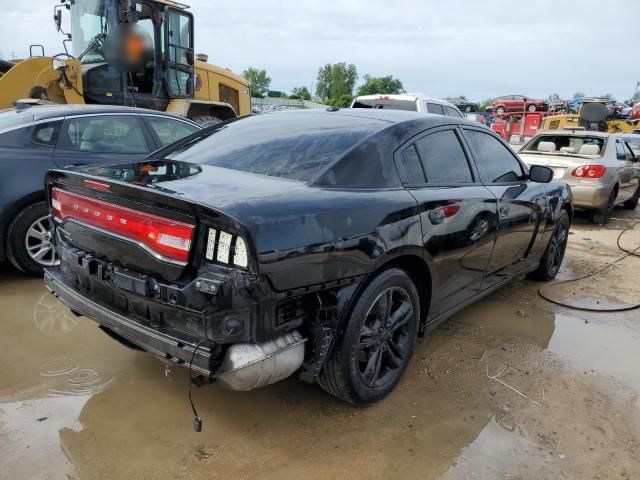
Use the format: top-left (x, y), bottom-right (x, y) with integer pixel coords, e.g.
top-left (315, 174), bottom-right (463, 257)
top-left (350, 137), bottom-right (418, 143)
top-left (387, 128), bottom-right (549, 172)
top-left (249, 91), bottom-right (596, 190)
top-left (538, 220), bottom-right (640, 312)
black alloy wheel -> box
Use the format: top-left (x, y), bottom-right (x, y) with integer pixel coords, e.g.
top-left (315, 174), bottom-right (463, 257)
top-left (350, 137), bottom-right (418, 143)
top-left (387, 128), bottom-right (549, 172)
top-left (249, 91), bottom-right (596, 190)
top-left (528, 209), bottom-right (570, 281)
top-left (357, 287), bottom-right (414, 389)
top-left (318, 268), bottom-right (420, 405)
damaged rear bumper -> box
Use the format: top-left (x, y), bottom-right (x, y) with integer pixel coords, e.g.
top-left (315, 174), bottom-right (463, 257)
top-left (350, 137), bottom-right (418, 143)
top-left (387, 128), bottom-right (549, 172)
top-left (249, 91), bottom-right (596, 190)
top-left (44, 267), bottom-right (307, 389)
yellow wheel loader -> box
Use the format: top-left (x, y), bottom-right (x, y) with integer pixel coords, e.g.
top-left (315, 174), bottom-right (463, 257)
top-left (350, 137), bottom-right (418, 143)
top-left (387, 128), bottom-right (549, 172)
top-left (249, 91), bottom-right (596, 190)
top-left (542, 99), bottom-right (640, 133)
top-left (0, 0), bottom-right (251, 125)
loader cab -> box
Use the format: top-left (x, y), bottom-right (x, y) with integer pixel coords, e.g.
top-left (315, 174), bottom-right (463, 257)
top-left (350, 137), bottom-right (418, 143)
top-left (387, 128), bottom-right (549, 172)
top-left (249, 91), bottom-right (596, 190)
top-left (70, 0), bottom-right (194, 111)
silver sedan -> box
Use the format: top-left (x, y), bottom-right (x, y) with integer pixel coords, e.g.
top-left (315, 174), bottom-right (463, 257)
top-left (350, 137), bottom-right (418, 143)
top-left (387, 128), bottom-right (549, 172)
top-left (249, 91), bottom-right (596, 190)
top-left (519, 131), bottom-right (640, 223)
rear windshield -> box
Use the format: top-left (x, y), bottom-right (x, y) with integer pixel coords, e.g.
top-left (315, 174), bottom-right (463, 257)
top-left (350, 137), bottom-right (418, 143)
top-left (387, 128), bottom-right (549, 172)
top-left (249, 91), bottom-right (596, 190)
top-left (523, 135), bottom-right (605, 156)
top-left (166, 113), bottom-right (385, 181)
top-left (0, 110), bottom-right (34, 131)
top-left (351, 98), bottom-right (417, 111)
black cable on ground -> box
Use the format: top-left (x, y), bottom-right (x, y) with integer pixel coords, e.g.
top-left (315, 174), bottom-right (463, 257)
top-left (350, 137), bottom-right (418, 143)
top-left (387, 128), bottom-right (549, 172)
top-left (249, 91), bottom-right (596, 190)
top-left (538, 220), bottom-right (640, 312)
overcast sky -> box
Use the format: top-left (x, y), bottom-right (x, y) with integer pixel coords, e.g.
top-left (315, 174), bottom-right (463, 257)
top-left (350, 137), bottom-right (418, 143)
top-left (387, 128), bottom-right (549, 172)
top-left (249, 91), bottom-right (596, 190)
top-left (2, 0), bottom-right (639, 101)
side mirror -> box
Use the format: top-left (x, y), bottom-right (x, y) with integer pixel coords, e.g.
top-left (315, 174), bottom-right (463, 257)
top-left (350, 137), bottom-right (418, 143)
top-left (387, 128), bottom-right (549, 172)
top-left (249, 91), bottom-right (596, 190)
top-left (529, 165), bottom-right (553, 183)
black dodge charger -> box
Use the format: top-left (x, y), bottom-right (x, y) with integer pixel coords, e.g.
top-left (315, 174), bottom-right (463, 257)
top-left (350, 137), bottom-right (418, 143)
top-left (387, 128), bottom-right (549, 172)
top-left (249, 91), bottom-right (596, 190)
top-left (44, 109), bottom-right (572, 405)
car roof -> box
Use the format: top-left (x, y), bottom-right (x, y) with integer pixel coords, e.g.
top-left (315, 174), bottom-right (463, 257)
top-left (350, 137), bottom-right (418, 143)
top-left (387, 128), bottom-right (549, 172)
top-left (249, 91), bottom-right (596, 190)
top-left (5, 104), bottom-right (194, 123)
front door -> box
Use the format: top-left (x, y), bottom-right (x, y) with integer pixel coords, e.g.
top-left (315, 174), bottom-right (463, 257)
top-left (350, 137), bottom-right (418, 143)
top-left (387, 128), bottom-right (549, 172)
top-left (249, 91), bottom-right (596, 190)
top-left (395, 126), bottom-right (498, 319)
top-left (461, 127), bottom-right (547, 285)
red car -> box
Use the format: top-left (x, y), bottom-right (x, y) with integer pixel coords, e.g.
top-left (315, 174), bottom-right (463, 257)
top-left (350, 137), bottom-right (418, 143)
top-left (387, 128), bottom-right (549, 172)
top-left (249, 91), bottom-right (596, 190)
top-left (632, 102), bottom-right (640, 120)
top-left (492, 95), bottom-right (547, 114)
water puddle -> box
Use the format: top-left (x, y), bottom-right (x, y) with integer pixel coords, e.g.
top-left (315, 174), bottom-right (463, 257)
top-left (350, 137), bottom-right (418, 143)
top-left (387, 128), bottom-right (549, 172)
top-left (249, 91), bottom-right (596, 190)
top-left (549, 314), bottom-right (640, 390)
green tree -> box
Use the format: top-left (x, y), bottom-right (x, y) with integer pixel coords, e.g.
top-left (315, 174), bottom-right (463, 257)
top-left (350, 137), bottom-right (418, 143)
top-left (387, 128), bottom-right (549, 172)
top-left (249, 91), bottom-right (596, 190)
top-left (356, 75), bottom-right (404, 96)
top-left (242, 67), bottom-right (271, 96)
top-left (316, 63), bottom-right (358, 102)
top-left (326, 94), bottom-right (354, 108)
top-left (478, 98), bottom-right (493, 111)
top-left (291, 86), bottom-right (312, 100)
top-left (599, 93), bottom-right (613, 100)
top-left (547, 93), bottom-right (561, 102)
top-left (573, 91), bottom-right (586, 99)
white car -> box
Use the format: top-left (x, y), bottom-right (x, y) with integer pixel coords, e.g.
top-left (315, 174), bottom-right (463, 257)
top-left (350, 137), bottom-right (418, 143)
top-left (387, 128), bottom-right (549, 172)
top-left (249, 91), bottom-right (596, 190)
top-left (350, 94), bottom-right (464, 118)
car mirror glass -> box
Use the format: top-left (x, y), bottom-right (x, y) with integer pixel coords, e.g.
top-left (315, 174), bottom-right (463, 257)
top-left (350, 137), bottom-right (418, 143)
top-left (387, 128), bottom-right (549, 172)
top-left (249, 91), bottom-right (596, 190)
top-left (529, 165), bottom-right (553, 183)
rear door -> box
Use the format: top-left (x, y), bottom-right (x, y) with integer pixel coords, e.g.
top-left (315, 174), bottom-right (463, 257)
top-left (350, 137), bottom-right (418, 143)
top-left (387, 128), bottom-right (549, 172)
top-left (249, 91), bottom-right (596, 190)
top-left (52, 114), bottom-right (153, 168)
top-left (396, 126), bottom-right (497, 319)
top-left (614, 138), bottom-right (638, 201)
top-left (461, 127), bottom-right (547, 284)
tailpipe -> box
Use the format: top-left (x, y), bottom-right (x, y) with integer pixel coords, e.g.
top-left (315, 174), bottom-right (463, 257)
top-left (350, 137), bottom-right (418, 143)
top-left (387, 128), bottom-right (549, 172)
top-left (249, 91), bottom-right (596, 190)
top-left (215, 331), bottom-right (306, 391)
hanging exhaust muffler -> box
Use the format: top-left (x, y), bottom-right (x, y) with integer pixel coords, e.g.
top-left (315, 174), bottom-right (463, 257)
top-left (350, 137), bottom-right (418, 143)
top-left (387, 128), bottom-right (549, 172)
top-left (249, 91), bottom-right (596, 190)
top-left (214, 331), bottom-right (306, 391)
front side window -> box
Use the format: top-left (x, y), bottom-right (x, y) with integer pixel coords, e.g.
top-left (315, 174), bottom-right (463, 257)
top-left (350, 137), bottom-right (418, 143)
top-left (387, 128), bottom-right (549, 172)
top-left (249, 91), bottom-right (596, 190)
top-left (146, 117), bottom-right (199, 147)
top-left (464, 130), bottom-right (524, 183)
top-left (414, 130), bottom-right (473, 183)
top-left (61, 116), bottom-right (148, 153)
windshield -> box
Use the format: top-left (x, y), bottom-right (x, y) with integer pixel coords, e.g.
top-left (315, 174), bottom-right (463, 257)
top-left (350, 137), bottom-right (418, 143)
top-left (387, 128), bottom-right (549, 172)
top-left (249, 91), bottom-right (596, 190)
top-left (523, 135), bottom-right (605, 156)
top-left (166, 113), bottom-right (385, 181)
top-left (70, 0), bottom-right (118, 63)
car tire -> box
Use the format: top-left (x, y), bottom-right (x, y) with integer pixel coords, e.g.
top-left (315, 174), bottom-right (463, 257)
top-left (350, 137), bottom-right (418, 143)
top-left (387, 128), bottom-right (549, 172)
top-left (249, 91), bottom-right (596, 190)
top-left (528, 209), bottom-right (570, 281)
top-left (623, 187), bottom-right (639, 210)
top-left (318, 268), bottom-right (420, 405)
top-left (495, 106), bottom-right (505, 115)
top-left (7, 201), bottom-right (58, 275)
top-left (527, 104), bottom-right (537, 112)
top-left (591, 188), bottom-right (617, 225)
top-left (191, 115), bottom-right (222, 127)
top-left (465, 105), bottom-right (472, 112)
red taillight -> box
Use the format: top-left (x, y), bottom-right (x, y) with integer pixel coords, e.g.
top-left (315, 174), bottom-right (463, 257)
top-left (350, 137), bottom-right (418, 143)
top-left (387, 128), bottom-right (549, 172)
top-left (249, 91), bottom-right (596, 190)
top-left (571, 165), bottom-right (607, 178)
top-left (84, 179), bottom-right (112, 192)
top-left (51, 188), bottom-right (195, 263)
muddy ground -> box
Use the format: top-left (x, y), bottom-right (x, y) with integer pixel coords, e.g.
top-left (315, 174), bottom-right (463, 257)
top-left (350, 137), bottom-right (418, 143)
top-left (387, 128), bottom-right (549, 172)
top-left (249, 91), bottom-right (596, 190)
top-left (1, 209), bottom-right (640, 480)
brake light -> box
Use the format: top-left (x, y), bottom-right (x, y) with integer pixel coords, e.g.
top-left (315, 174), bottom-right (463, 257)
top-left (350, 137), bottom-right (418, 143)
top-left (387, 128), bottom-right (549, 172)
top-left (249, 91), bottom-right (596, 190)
top-left (84, 179), bottom-right (112, 192)
top-left (571, 165), bottom-right (607, 178)
top-left (50, 188), bottom-right (195, 263)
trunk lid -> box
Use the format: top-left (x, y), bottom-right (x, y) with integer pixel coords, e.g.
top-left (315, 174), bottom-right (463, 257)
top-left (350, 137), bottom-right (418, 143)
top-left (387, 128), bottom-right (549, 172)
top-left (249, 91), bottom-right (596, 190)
top-left (47, 166), bottom-right (203, 283)
top-left (519, 152), bottom-right (596, 181)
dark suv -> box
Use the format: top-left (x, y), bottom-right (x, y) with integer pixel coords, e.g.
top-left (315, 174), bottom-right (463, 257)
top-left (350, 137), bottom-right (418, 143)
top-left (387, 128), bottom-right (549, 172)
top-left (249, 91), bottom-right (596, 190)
top-left (0, 104), bottom-right (200, 274)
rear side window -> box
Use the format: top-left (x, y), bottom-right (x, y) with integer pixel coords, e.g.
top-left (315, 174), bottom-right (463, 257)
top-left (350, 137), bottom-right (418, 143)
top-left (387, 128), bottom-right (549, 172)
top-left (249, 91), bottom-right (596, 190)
top-left (60, 115), bottom-right (149, 153)
top-left (615, 140), bottom-right (631, 160)
top-left (427, 103), bottom-right (445, 115)
top-left (32, 121), bottom-right (62, 147)
top-left (399, 144), bottom-right (426, 183)
top-left (145, 117), bottom-right (199, 147)
top-left (414, 130), bottom-right (473, 183)
top-left (464, 129), bottom-right (525, 183)
top-left (445, 106), bottom-right (463, 118)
